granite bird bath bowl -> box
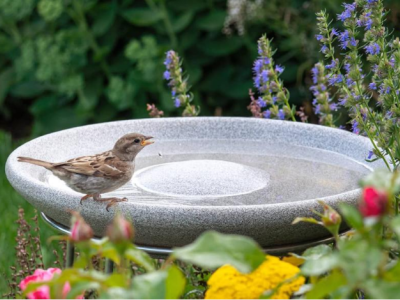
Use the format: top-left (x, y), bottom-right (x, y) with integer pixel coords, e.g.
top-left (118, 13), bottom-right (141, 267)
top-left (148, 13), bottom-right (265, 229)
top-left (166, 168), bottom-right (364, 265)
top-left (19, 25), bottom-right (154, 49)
top-left (6, 117), bottom-right (384, 252)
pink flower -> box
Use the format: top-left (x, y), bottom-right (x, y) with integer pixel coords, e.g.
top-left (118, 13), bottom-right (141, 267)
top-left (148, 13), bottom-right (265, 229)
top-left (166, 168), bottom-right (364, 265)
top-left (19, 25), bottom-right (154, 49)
top-left (106, 214), bottom-right (134, 243)
top-left (360, 187), bottom-right (388, 217)
top-left (20, 268), bottom-right (83, 299)
top-left (70, 212), bottom-right (93, 242)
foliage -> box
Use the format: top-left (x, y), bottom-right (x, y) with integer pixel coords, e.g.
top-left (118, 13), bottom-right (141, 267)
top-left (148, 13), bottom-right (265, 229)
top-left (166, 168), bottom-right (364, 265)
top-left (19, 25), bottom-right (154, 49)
top-left (18, 213), bottom-right (270, 299)
top-left (14, 169), bottom-right (400, 299)
top-left (293, 169), bottom-right (400, 298)
top-left (4, 0), bottom-right (396, 136)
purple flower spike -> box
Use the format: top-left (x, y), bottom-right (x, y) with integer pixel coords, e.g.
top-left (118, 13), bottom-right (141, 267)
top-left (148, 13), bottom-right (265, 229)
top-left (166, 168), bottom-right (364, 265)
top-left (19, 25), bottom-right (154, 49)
top-left (278, 109), bottom-right (285, 120)
top-left (365, 43), bottom-right (381, 55)
top-left (328, 74), bottom-right (343, 86)
top-left (369, 82), bottom-right (377, 90)
top-left (263, 110), bottom-right (271, 119)
top-left (326, 60), bottom-right (336, 70)
top-left (367, 150), bottom-right (374, 160)
top-left (253, 59), bottom-right (263, 74)
top-left (163, 71), bottom-right (170, 80)
top-left (257, 97), bottom-right (266, 108)
top-left (261, 70), bottom-right (269, 83)
top-left (352, 121), bottom-right (360, 134)
top-left (174, 98), bottom-right (181, 107)
top-left (275, 65), bottom-right (284, 74)
top-left (311, 66), bottom-right (319, 84)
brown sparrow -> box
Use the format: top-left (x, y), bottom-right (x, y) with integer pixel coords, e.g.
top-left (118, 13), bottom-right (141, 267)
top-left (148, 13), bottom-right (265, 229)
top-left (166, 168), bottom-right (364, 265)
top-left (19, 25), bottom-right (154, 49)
top-left (18, 133), bottom-right (154, 211)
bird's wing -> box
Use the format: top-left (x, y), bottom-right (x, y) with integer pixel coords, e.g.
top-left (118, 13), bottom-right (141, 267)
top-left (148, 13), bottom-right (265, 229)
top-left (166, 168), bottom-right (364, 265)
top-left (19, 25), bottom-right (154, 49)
top-left (53, 151), bottom-right (123, 177)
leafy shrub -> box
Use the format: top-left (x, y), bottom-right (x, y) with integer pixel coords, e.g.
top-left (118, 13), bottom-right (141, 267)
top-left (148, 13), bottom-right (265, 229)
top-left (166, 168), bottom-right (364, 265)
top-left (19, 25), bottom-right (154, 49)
top-left (4, 0), bottom-right (393, 136)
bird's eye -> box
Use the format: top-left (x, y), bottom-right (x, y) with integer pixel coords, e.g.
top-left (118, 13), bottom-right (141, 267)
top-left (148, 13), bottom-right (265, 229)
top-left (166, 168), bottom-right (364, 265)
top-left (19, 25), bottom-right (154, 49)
top-left (134, 139), bottom-right (140, 144)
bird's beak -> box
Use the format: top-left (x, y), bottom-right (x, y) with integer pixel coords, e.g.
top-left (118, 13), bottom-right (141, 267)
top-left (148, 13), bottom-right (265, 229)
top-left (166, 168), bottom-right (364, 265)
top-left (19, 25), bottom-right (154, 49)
top-left (141, 136), bottom-right (154, 146)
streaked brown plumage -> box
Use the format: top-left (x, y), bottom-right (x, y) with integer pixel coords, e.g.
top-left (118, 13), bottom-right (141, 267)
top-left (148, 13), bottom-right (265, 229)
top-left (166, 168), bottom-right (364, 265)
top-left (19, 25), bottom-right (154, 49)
top-left (18, 133), bottom-right (154, 211)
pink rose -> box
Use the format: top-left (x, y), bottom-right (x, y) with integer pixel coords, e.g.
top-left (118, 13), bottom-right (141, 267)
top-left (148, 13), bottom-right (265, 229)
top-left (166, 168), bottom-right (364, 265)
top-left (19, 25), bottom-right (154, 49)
top-left (360, 187), bottom-right (388, 217)
top-left (106, 214), bottom-right (134, 243)
top-left (70, 212), bottom-right (93, 242)
top-left (20, 268), bottom-right (83, 299)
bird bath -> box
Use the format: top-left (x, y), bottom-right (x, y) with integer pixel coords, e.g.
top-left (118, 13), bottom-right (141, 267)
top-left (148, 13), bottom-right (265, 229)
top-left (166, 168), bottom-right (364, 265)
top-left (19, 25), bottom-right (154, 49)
top-left (6, 117), bottom-right (384, 252)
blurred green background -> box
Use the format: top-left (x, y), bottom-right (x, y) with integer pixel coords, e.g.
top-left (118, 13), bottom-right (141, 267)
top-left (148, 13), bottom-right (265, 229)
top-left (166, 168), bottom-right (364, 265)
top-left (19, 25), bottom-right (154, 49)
top-left (2, 0), bottom-right (400, 294)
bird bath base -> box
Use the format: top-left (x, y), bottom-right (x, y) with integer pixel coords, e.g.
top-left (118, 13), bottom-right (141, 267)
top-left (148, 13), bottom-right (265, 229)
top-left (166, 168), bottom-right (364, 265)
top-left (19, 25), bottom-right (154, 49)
top-left (40, 212), bottom-right (341, 260)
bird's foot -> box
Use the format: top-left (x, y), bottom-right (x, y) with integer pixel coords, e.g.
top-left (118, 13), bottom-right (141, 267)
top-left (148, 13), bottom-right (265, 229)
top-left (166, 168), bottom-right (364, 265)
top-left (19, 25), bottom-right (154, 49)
top-left (80, 194), bottom-right (94, 205)
top-left (106, 198), bottom-right (128, 212)
top-left (93, 195), bottom-right (128, 212)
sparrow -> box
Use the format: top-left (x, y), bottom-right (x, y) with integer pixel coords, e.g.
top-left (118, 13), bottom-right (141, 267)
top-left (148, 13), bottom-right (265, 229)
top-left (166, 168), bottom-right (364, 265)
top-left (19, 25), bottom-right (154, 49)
top-left (18, 133), bottom-right (154, 211)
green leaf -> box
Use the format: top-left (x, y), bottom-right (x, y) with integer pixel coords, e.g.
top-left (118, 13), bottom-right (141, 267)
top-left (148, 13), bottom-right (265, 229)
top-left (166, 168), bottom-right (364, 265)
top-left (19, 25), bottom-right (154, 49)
top-left (124, 245), bottom-right (155, 272)
top-left (196, 10), bottom-right (227, 31)
top-left (104, 273), bottom-right (128, 288)
top-left (362, 279), bottom-right (400, 298)
top-left (101, 246), bottom-right (121, 265)
top-left (0, 68), bottom-right (14, 107)
top-left (168, 0), bottom-right (207, 12)
top-left (361, 169), bottom-right (400, 193)
top-left (31, 107), bottom-right (86, 135)
top-left (67, 281), bottom-right (100, 299)
top-left (296, 244), bottom-right (333, 261)
top-left (30, 96), bottom-right (58, 115)
top-left (92, 2), bottom-right (117, 36)
top-left (301, 255), bottom-right (339, 276)
top-left (338, 203), bottom-right (363, 231)
top-left (131, 270), bottom-right (167, 299)
top-left (197, 37), bottom-right (243, 56)
top-left (100, 288), bottom-right (134, 299)
top-left (77, 78), bottom-right (102, 111)
top-left (292, 217), bottom-right (320, 225)
top-left (0, 33), bottom-right (14, 53)
top-left (166, 265), bottom-right (186, 299)
top-left (171, 11), bottom-right (194, 32)
top-left (385, 260), bottom-right (400, 281)
top-left (10, 81), bottom-right (48, 98)
top-left (121, 8), bottom-right (162, 26)
top-left (306, 271), bottom-right (347, 299)
top-left (172, 230), bottom-right (265, 273)
top-left (199, 65), bottom-right (233, 92)
top-left (180, 30), bottom-right (200, 51)
top-left (390, 215), bottom-right (400, 239)
top-left (338, 240), bottom-right (384, 285)
top-left (221, 79), bottom-right (253, 99)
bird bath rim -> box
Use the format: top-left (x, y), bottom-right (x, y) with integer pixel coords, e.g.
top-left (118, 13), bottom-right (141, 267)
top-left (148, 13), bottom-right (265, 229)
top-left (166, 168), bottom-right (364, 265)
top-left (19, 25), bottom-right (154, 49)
top-left (6, 117), bottom-right (379, 211)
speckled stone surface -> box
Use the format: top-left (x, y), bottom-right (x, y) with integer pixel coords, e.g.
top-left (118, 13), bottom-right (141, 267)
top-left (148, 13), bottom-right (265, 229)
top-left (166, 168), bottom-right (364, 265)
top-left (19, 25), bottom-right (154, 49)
top-left (6, 117), bottom-right (386, 248)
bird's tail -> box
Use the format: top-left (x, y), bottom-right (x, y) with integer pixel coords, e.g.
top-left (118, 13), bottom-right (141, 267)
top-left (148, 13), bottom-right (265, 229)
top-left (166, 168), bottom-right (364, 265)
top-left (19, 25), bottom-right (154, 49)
top-left (18, 157), bottom-right (53, 169)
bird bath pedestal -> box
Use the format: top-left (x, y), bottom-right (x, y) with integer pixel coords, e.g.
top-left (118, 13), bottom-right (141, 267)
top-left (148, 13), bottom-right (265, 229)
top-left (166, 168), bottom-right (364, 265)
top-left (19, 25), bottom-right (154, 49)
top-left (6, 117), bottom-right (384, 257)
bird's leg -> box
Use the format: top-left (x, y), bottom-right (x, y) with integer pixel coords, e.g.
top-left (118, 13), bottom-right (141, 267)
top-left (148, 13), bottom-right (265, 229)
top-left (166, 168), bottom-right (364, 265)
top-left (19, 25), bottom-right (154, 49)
top-left (93, 194), bottom-right (128, 212)
top-left (80, 194), bottom-right (94, 205)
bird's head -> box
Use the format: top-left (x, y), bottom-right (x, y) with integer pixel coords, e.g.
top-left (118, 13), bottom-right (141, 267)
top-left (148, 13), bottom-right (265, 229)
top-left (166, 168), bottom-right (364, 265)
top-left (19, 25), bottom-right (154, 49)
top-left (113, 133), bottom-right (154, 161)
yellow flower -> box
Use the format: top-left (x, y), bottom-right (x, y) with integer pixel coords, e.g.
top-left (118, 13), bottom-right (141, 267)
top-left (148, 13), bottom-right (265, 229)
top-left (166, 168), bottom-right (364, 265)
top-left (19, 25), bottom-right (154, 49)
top-left (281, 256), bottom-right (305, 267)
top-left (205, 255), bottom-right (305, 299)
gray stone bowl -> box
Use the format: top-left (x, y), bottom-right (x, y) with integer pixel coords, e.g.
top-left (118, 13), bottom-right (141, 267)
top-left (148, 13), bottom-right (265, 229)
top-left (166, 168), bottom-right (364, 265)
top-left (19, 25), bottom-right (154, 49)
top-left (6, 117), bottom-right (384, 249)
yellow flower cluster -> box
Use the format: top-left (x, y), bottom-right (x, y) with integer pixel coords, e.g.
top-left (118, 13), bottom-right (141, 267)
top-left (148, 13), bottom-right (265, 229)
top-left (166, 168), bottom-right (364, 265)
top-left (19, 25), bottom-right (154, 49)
top-left (205, 255), bottom-right (305, 299)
